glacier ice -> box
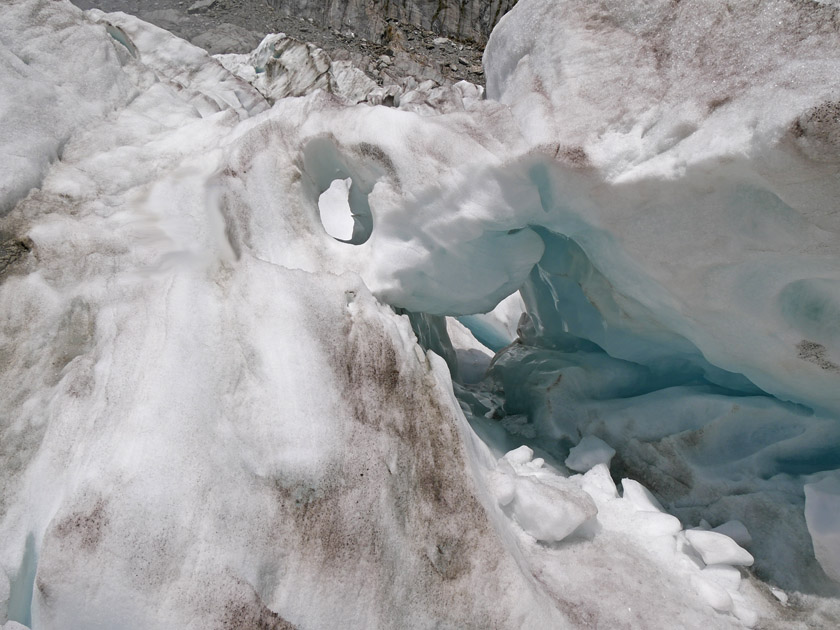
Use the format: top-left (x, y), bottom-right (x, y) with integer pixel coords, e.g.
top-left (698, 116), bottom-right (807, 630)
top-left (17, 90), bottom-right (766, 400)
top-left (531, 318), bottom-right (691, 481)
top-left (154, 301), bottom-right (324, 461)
top-left (2, 0), bottom-right (840, 628)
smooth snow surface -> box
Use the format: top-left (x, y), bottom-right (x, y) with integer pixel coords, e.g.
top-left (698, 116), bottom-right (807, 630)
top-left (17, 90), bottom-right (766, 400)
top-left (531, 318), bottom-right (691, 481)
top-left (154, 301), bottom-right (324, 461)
top-left (2, 0), bottom-right (840, 628)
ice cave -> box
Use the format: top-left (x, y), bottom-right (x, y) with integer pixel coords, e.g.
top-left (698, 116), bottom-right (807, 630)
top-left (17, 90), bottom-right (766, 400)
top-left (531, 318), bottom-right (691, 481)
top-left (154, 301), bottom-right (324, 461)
top-left (1, 0), bottom-right (840, 628)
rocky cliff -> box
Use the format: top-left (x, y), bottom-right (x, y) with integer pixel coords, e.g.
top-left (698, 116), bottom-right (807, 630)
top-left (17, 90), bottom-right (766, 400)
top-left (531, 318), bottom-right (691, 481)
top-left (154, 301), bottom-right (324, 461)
top-left (265, 0), bottom-right (516, 44)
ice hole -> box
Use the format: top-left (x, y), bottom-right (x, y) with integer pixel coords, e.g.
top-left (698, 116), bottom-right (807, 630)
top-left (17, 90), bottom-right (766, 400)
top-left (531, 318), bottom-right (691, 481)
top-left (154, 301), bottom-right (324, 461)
top-left (318, 178), bottom-right (355, 241)
top-left (303, 137), bottom-right (376, 244)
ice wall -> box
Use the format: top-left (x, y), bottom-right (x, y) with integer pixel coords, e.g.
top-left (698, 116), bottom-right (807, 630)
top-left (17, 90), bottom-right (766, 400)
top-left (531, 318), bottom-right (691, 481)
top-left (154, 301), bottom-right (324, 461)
top-left (482, 0), bottom-right (840, 416)
top-left (464, 0), bottom-right (840, 603)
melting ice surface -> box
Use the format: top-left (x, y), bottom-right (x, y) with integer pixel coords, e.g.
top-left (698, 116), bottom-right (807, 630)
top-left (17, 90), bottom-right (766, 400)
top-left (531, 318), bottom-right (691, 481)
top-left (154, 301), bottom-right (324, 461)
top-left (2, 0), bottom-right (840, 628)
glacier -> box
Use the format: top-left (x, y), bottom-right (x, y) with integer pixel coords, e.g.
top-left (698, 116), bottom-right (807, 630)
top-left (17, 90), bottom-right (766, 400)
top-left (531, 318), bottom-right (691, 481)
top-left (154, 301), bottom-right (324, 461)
top-left (2, 0), bottom-right (840, 628)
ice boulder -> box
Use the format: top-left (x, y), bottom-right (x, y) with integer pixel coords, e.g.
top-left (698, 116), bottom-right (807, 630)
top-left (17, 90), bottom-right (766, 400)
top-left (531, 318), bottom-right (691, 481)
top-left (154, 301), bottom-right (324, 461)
top-left (503, 444), bottom-right (537, 467)
top-left (805, 474), bottom-right (840, 582)
top-left (565, 435), bottom-right (615, 473)
top-left (684, 530), bottom-right (754, 567)
top-left (580, 463), bottom-right (619, 500)
top-left (508, 475), bottom-right (598, 543)
top-left (495, 447), bottom-right (597, 542)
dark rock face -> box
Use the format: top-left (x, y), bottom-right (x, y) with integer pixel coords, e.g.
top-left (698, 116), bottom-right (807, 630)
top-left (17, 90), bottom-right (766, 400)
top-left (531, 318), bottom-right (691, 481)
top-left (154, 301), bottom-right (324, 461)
top-left (265, 0), bottom-right (516, 44)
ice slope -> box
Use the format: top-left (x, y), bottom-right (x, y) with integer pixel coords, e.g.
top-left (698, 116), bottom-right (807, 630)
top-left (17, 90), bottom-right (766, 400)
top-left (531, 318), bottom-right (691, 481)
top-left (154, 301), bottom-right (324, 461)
top-left (2, 0), bottom-right (840, 628)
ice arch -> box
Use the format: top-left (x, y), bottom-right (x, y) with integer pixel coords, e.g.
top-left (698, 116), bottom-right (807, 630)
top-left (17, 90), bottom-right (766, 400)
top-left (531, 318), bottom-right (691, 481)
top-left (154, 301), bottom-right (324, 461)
top-left (301, 136), bottom-right (376, 245)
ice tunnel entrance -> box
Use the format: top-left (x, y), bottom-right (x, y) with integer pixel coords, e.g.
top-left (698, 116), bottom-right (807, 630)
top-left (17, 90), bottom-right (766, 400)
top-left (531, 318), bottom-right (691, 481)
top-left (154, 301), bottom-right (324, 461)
top-left (318, 177), bottom-right (355, 241)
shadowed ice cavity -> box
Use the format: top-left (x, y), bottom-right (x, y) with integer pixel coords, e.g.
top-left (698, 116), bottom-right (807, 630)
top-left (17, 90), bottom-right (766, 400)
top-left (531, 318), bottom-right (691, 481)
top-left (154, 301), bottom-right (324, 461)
top-left (520, 227), bottom-right (764, 395)
top-left (394, 222), bottom-right (840, 595)
top-left (404, 220), bottom-right (840, 482)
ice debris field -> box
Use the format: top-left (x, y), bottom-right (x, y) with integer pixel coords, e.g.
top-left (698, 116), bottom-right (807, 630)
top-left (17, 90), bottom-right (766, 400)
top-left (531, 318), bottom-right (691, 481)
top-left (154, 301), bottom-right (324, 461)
top-left (2, 0), bottom-right (840, 628)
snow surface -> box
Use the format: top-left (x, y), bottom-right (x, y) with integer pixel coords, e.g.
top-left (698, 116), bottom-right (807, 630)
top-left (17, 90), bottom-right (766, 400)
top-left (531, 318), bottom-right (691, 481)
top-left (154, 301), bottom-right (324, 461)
top-left (2, 0), bottom-right (840, 628)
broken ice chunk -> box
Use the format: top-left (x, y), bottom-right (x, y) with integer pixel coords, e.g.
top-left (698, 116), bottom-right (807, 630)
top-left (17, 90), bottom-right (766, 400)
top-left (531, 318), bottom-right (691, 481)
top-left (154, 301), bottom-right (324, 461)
top-left (503, 445), bottom-right (535, 466)
top-left (684, 530), bottom-right (754, 567)
top-left (508, 475), bottom-right (597, 543)
top-left (565, 435), bottom-right (615, 472)
top-left (495, 447), bottom-right (597, 542)
top-left (629, 510), bottom-right (683, 538)
top-left (770, 588), bottom-right (788, 605)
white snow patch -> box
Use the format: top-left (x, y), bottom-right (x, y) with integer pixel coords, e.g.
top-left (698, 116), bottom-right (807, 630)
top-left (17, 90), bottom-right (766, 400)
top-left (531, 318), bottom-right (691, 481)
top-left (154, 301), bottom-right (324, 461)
top-left (318, 177), bottom-right (355, 241)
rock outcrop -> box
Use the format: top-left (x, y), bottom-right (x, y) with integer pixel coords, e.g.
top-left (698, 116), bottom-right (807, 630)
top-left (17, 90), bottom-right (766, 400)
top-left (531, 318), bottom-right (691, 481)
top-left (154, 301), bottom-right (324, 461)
top-left (265, 0), bottom-right (517, 44)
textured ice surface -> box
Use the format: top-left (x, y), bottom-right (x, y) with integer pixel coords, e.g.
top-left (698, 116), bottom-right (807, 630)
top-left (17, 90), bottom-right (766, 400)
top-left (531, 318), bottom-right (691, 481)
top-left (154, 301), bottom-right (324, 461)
top-left (216, 32), bottom-right (377, 104)
top-left (2, 0), bottom-right (840, 628)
